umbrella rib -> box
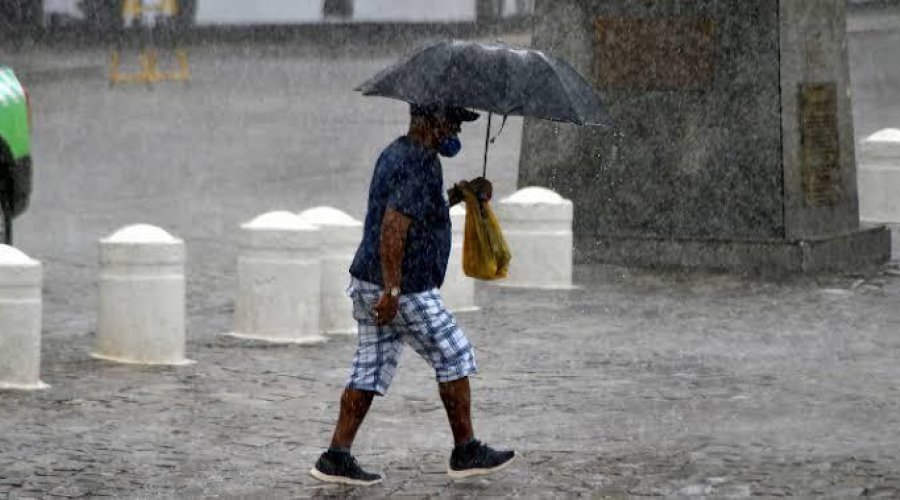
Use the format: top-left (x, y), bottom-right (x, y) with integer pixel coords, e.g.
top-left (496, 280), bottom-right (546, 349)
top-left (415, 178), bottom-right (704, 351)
top-left (537, 52), bottom-right (584, 125)
top-left (555, 56), bottom-right (613, 126)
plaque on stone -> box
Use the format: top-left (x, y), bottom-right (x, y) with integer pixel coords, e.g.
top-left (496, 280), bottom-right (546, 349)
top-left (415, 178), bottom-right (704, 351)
top-left (799, 82), bottom-right (841, 206)
top-left (593, 17), bottom-right (715, 90)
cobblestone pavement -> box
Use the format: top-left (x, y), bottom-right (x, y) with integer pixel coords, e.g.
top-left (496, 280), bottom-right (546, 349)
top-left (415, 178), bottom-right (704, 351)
top-left (2, 23), bottom-right (900, 499)
top-left (3, 264), bottom-right (900, 498)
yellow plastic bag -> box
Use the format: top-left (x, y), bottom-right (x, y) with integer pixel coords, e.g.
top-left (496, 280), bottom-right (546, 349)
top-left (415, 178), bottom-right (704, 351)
top-left (461, 187), bottom-right (512, 280)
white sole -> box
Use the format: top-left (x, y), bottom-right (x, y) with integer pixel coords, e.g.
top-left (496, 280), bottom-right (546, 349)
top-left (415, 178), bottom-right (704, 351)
top-left (447, 453), bottom-right (517, 479)
top-left (308, 467), bottom-right (383, 486)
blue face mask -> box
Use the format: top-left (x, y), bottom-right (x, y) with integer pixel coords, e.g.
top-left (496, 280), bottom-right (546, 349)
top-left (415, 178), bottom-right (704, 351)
top-left (438, 135), bottom-right (462, 157)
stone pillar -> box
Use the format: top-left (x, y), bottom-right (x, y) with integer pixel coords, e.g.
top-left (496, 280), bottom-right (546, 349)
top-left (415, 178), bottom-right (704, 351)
top-left (520, 0), bottom-right (891, 273)
top-left (497, 187), bottom-right (574, 289)
top-left (94, 224), bottom-right (191, 365)
top-left (0, 245), bottom-right (47, 390)
top-left (442, 203), bottom-right (478, 311)
top-left (857, 128), bottom-right (900, 259)
top-left (298, 206), bottom-right (362, 335)
top-left (231, 211), bottom-right (325, 344)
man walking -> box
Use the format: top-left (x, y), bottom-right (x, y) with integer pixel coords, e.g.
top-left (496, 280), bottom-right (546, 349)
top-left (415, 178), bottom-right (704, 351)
top-left (309, 104), bottom-right (515, 486)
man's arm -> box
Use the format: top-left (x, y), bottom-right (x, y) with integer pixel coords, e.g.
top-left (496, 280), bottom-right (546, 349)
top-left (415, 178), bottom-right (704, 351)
top-left (374, 207), bottom-right (411, 325)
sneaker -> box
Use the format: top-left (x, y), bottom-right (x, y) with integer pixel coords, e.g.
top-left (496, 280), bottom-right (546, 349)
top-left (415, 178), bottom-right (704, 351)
top-left (447, 439), bottom-right (516, 479)
top-left (309, 450), bottom-right (383, 486)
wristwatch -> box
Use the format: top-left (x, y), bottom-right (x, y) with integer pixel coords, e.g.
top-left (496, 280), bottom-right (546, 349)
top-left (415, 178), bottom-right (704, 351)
top-left (386, 286), bottom-right (401, 298)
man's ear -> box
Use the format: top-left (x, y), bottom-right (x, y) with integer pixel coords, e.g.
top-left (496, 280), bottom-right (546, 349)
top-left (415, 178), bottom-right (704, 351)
top-left (429, 118), bottom-right (444, 140)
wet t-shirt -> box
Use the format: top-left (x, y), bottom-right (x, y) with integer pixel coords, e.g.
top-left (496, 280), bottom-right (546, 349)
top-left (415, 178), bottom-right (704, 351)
top-left (349, 136), bottom-right (452, 293)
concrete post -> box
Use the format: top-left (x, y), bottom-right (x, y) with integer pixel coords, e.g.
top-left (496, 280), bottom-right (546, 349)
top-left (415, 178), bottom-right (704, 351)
top-left (297, 206), bottom-right (362, 335)
top-left (858, 128), bottom-right (900, 258)
top-left (442, 203), bottom-right (478, 311)
top-left (496, 187), bottom-right (575, 289)
top-left (94, 224), bottom-right (191, 365)
top-left (858, 128), bottom-right (900, 222)
top-left (231, 211), bottom-right (325, 344)
top-left (0, 245), bottom-right (47, 390)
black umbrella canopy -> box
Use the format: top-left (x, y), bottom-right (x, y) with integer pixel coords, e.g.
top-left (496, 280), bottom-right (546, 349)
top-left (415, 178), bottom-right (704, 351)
top-left (356, 40), bottom-right (612, 127)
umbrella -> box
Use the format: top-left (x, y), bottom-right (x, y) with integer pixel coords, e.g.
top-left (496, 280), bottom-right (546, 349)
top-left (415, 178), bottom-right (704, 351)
top-left (355, 39), bottom-right (612, 176)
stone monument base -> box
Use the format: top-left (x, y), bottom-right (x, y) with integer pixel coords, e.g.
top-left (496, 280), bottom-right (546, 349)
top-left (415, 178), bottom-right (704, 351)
top-left (576, 226), bottom-right (891, 273)
top-left (522, 0), bottom-right (893, 274)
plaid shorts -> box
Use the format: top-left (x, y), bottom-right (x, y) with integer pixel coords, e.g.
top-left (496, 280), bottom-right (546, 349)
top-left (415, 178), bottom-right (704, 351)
top-left (345, 278), bottom-right (477, 396)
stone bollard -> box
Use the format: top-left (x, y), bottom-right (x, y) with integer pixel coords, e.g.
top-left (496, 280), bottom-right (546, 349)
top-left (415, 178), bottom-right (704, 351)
top-left (298, 206), bottom-right (362, 335)
top-left (0, 245), bottom-right (48, 390)
top-left (858, 128), bottom-right (900, 222)
top-left (231, 211), bottom-right (325, 344)
top-left (94, 224), bottom-right (192, 365)
top-left (858, 128), bottom-right (900, 259)
top-left (442, 203), bottom-right (478, 311)
top-left (496, 187), bottom-right (575, 289)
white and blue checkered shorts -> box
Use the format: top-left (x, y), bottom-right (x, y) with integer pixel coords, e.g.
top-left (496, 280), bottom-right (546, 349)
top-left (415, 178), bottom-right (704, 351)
top-left (345, 278), bottom-right (477, 396)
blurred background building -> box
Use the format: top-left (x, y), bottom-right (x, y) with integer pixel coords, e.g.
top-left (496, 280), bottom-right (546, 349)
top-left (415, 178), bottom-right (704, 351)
top-left (7, 1), bottom-right (899, 41)
top-left (14, 0), bottom-right (533, 31)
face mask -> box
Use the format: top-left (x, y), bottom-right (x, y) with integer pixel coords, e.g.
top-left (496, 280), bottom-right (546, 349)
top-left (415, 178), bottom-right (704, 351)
top-left (438, 135), bottom-right (462, 157)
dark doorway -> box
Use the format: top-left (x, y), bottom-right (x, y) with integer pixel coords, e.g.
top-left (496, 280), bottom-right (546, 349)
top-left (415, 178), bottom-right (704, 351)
top-left (476, 0), bottom-right (503, 22)
top-left (323, 0), bottom-right (353, 19)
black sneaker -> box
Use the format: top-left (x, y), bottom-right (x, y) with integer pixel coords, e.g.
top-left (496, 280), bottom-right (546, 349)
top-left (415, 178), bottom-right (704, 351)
top-left (448, 439), bottom-right (516, 479)
top-left (309, 450), bottom-right (383, 486)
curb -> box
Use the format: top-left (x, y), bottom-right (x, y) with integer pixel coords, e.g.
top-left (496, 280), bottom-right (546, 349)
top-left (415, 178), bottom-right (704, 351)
top-left (17, 65), bottom-right (104, 85)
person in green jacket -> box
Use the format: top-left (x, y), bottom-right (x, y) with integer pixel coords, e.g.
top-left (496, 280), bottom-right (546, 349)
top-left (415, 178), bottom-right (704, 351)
top-left (0, 65), bottom-right (33, 244)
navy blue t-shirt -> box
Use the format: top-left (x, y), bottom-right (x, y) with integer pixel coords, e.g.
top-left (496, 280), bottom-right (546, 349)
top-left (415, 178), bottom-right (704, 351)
top-left (349, 136), bottom-right (452, 293)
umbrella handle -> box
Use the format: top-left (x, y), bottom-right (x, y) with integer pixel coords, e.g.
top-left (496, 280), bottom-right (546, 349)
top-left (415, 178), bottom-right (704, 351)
top-left (482, 112), bottom-right (492, 178)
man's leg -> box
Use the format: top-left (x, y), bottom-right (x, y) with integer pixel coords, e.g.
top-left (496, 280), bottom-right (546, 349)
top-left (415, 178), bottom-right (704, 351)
top-left (439, 374), bottom-right (516, 479)
top-left (440, 375), bottom-right (516, 479)
top-left (310, 280), bottom-right (398, 486)
top-left (330, 388), bottom-right (375, 450)
top-left (398, 288), bottom-right (515, 479)
top-left (438, 377), bottom-right (474, 445)
top-left (395, 288), bottom-right (515, 479)
top-left (310, 387), bottom-right (383, 486)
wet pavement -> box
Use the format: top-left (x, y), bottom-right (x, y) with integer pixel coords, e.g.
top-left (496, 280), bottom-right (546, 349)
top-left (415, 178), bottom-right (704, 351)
top-left (2, 19), bottom-right (900, 499)
top-left (2, 264), bottom-right (900, 498)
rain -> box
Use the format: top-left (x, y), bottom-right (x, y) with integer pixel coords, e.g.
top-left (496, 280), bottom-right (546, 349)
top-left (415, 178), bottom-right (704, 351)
top-left (1, 0), bottom-right (899, 497)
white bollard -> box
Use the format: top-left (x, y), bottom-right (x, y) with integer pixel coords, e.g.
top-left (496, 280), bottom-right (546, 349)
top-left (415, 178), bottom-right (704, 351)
top-left (94, 224), bottom-right (191, 365)
top-left (0, 245), bottom-right (48, 390)
top-left (441, 203), bottom-right (478, 311)
top-left (230, 211), bottom-right (325, 344)
top-left (298, 206), bottom-right (362, 335)
top-left (858, 128), bottom-right (900, 222)
top-left (496, 187), bottom-right (575, 289)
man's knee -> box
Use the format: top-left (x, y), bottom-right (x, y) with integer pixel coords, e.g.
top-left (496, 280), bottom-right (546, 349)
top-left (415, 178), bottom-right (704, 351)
top-left (342, 387), bottom-right (377, 408)
top-left (438, 376), bottom-right (470, 393)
